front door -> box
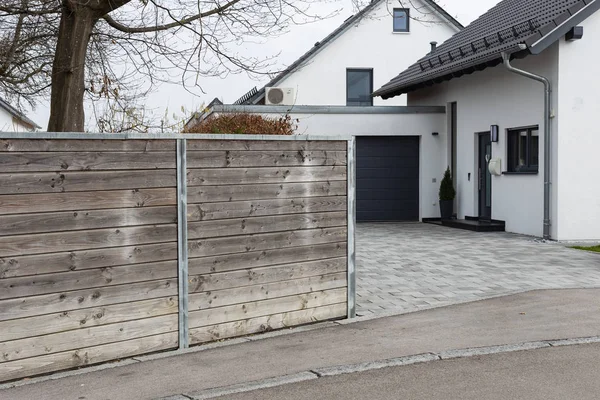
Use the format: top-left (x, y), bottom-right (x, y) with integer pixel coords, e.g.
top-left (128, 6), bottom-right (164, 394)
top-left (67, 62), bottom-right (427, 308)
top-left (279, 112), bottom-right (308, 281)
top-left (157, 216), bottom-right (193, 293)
top-left (478, 133), bottom-right (492, 220)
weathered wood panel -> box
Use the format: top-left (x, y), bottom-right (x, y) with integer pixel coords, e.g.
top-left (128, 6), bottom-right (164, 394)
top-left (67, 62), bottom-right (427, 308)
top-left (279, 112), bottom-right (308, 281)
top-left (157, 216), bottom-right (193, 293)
top-left (186, 140), bottom-right (346, 151)
top-left (0, 297), bottom-right (178, 342)
top-left (187, 166), bottom-right (346, 186)
top-left (0, 224), bottom-right (177, 257)
top-left (0, 188), bottom-right (176, 215)
top-left (0, 260), bottom-right (178, 300)
top-left (188, 227), bottom-right (347, 258)
top-left (188, 288), bottom-right (347, 329)
top-left (186, 150), bottom-right (346, 168)
top-left (0, 314), bottom-right (178, 362)
top-left (187, 181), bottom-right (346, 204)
top-left (188, 197), bottom-right (346, 221)
top-left (0, 169), bottom-right (177, 195)
top-left (188, 258), bottom-right (347, 294)
top-left (0, 206), bottom-right (177, 237)
top-left (189, 303), bottom-right (346, 344)
top-left (188, 272), bottom-right (346, 311)
top-left (0, 152), bottom-right (178, 172)
top-left (0, 243), bottom-right (178, 279)
top-left (188, 242), bottom-right (346, 275)
top-left (0, 279), bottom-right (178, 322)
top-left (0, 138), bottom-right (180, 383)
top-left (0, 139), bottom-right (176, 152)
top-left (0, 332), bottom-right (178, 383)
top-left (188, 212), bottom-right (346, 240)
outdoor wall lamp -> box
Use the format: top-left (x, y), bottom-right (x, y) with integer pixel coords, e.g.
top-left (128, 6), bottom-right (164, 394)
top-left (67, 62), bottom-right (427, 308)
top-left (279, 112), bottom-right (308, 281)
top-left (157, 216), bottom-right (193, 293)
top-left (432, 132), bottom-right (439, 136)
top-left (490, 125), bottom-right (499, 142)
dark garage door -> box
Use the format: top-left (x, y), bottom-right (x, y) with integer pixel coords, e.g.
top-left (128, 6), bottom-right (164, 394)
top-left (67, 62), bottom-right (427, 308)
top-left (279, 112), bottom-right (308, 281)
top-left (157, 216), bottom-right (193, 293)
top-left (356, 136), bottom-right (419, 222)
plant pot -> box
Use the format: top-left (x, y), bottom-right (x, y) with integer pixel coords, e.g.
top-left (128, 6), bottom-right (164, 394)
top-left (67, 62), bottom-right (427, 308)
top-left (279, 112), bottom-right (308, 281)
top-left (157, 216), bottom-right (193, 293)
top-left (439, 200), bottom-right (454, 220)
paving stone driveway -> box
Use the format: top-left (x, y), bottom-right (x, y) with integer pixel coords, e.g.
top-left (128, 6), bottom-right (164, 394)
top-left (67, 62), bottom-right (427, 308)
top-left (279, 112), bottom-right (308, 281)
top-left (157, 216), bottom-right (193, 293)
top-left (356, 223), bottom-right (600, 316)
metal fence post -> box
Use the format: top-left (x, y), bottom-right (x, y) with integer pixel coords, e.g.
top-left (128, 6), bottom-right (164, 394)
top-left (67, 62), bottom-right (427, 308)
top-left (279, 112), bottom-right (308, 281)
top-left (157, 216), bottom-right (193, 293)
top-left (176, 139), bottom-right (189, 349)
top-left (347, 137), bottom-right (357, 319)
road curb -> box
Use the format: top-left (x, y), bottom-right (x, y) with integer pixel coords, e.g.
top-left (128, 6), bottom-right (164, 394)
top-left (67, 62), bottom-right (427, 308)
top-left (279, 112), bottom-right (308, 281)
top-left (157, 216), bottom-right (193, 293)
top-left (159, 336), bottom-right (600, 400)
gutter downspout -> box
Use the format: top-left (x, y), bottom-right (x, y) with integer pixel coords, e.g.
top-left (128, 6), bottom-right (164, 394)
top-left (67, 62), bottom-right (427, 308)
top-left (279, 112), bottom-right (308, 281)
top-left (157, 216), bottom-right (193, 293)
top-left (501, 52), bottom-right (552, 240)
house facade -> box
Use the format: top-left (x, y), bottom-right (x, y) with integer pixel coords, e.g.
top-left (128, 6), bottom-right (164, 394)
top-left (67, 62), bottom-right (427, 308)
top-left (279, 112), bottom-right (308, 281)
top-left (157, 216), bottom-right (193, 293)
top-left (375, 0), bottom-right (600, 241)
top-left (0, 98), bottom-right (41, 132)
top-left (236, 0), bottom-right (462, 107)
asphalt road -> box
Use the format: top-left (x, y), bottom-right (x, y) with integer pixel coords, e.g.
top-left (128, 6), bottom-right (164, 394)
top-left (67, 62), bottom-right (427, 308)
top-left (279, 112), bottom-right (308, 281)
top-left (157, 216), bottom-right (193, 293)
top-left (220, 343), bottom-right (600, 400)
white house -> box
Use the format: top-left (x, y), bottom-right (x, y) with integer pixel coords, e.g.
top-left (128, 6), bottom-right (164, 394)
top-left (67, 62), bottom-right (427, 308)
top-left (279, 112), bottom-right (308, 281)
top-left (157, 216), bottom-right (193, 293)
top-left (186, 0), bottom-right (462, 223)
top-left (374, 0), bottom-right (600, 241)
top-left (0, 98), bottom-right (41, 132)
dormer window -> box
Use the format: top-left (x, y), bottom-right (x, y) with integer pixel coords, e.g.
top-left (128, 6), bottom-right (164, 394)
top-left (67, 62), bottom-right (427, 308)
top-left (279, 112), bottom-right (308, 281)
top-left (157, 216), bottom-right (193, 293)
top-left (393, 8), bottom-right (410, 32)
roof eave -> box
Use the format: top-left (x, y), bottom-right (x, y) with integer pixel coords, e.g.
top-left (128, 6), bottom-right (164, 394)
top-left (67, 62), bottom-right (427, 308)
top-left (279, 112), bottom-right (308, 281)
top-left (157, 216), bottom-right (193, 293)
top-left (528, 0), bottom-right (600, 55)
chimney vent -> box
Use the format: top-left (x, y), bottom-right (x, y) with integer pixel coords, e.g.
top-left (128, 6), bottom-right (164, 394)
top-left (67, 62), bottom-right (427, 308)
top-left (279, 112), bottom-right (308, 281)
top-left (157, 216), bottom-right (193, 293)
top-left (430, 41), bottom-right (438, 52)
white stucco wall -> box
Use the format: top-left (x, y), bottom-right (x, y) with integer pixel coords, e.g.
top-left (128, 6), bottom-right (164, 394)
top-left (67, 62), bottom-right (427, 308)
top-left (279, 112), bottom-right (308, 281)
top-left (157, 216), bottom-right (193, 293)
top-left (555, 11), bottom-right (600, 241)
top-left (274, 0), bottom-right (458, 106)
top-left (408, 46), bottom-right (560, 238)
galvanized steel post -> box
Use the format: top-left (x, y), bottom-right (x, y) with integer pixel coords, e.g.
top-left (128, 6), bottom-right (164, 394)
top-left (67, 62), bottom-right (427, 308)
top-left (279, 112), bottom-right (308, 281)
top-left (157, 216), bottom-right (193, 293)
top-left (176, 139), bottom-right (189, 349)
top-left (347, 137), bottom-right (357, 318)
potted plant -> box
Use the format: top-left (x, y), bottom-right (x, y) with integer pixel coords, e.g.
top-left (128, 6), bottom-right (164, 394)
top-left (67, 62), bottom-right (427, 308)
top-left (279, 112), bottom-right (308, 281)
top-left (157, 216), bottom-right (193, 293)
top-left (439, 167), bottom-right (456, 220)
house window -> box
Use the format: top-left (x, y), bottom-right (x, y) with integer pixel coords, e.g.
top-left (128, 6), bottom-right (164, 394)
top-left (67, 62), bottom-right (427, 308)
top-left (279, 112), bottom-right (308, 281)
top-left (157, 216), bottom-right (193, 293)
top-left (507, 126), bottom-right (539, 173)
top-left (393, 8), bottom-right (410, 32)
top-left (346, 69), bottom-right (373, 106)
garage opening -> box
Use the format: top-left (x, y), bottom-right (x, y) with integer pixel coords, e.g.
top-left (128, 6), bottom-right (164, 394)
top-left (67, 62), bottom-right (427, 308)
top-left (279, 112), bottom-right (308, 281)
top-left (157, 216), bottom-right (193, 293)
top-left (356, 136), bottom-right (419, 222)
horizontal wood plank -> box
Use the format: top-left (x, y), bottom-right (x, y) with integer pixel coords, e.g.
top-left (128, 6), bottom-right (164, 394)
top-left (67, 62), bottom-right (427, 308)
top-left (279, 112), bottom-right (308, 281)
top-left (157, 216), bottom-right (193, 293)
top-left (0, 152), bottom-right (176, 172)
top-left (0, 332), bottom-right (178, 383)
top-left (189, 257), bottom-right (347, 294)
top-left (0, 260), bottom-right (178, 300)
top-left (0, 188), bottom-right (176, 215)
top-left (0, 139), bottom-right (176, 152)
top-left (186, 140), bottom-right (347, 151)
top-left (187, 166), bottom-right (346, 186)
top-left (0, 169), bottom-right (176, 195)
top-left (190, 303), bottom-right (346, 344)
top-left (188, 196), bottom-right (346, 222)
top-left (0, 314), bottom-right (178, 363)
top-left (0, 224), bottom-right (177, 258)
top-left (187, 181), bottom-right (347, 204)
top-left (188, 288), bottom-right (347, 329)
top-left (188, 227), bottom-right (347, 258)
top-left (188, 242), bottom-right (346, 275)
top-left (188, 212), bottom-right (346, 240)
top-left (0, 279), bottom-right (177, 321)
top-left (0, 242), bottom-right (178, 279)
top-left (0, 297), bottom-right (177, 343)
top-left (186, 150), bottom-right (346, 168)
top-left (189, 272), bottom-right (346, 311)
top-left (0, 206), bottom-right (177, 237)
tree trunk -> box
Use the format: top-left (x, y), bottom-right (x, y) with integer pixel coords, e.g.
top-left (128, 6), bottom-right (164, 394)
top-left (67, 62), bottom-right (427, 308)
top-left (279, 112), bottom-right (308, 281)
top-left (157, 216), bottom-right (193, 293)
top-left (47, 4), bottom-right (98, 132)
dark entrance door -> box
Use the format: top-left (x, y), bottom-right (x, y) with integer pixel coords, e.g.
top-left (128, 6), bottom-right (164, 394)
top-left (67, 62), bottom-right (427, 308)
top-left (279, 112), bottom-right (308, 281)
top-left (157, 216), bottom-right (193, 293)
top-left (356, 136), bottom-right (419, 222)
top-left (478, 133), bottom-right (492, 220)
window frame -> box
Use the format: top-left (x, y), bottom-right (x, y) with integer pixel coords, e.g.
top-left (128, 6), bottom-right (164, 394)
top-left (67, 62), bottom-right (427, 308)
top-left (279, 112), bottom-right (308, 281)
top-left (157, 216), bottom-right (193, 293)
top-left (506, 125), bottom-right (539, 174)
top-left (393, 8), bottom-right (410, 33)
top-left (346, 68), bottom-right (374, 107)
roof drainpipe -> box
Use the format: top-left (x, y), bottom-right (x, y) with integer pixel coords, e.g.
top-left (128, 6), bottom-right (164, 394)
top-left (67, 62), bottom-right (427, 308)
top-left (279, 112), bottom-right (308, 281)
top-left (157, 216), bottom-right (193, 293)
top-left (501, 51), bottom-right (552, 240)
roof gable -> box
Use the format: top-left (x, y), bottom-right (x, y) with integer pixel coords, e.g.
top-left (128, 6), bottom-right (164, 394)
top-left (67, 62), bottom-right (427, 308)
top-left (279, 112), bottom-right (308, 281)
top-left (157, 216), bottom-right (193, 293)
top-left (0, 98), bottom-right (41, 130)
top-left (240, 0), bottom-right (463, 105)
top-left (374, 0), bottom-right (600, 98)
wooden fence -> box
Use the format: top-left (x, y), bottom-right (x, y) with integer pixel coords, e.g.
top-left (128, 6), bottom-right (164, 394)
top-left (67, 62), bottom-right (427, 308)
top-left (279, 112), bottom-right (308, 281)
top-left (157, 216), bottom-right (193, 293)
top-left (0, 134), bottom-right (355, 382)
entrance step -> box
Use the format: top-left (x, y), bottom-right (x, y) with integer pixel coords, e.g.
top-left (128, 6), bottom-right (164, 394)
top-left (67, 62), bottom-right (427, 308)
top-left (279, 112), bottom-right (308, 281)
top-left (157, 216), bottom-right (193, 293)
top-left (424, 218), bottom-right (506, 232)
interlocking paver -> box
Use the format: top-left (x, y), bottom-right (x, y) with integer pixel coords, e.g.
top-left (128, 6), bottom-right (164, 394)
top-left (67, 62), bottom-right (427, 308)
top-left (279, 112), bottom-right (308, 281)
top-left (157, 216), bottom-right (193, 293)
top-left (356, 223), bottom-right (600, 316)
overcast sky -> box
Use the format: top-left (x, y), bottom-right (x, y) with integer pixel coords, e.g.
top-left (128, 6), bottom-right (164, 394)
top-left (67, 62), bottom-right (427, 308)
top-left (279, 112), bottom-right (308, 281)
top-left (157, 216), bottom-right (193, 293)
top-left (30, 0), bottom-right (500, 130)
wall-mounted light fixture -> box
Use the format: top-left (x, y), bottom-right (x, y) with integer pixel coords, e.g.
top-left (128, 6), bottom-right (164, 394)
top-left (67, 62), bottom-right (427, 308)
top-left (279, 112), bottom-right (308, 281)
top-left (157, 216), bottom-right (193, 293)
top-left (432, 132), bottom-right (439, 136)
top-left (490, 125), bottom-right (499, 143)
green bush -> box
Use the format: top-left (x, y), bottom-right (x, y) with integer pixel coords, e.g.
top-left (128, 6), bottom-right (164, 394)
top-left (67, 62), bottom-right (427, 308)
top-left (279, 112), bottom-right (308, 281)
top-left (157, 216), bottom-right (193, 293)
top-left (439, 167), bottom-right (456, 201)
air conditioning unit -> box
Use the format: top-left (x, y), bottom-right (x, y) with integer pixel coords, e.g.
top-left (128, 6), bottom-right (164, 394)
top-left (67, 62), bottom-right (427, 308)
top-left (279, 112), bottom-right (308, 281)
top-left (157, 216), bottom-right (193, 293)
top-left (265, 87), bottom-right (295, 105)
